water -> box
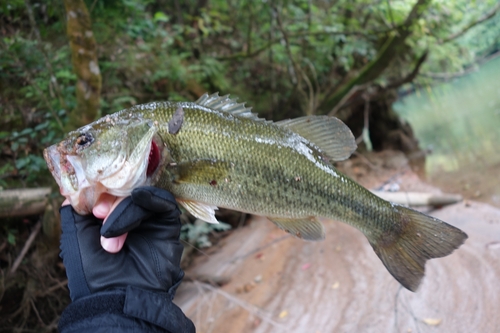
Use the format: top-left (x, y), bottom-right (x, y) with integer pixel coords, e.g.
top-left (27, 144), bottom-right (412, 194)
top-left (394, 55), bottom-right (500, 207)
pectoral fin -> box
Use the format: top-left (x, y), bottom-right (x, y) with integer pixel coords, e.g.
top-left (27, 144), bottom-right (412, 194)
top-left (268, 217), bottom-right (325, 241)
top-left (177, 199), bottom-right (219, 224)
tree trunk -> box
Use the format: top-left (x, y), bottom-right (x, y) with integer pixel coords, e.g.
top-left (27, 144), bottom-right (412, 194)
top-left (64, 0), bottom-right (101, 130)
top-left (319, 0), bottom-right (432, 113)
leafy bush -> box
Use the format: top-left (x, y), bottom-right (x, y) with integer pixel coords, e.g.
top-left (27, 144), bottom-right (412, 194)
top-left (181, 219), bottom-right (232, 248)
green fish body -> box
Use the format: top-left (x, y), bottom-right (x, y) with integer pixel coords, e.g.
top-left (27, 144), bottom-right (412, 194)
top-left (44, 93), bottom-right (467, 291)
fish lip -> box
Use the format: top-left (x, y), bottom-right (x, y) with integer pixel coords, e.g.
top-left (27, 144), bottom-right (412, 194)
top-left (43, 145), bottom-right (62, 187)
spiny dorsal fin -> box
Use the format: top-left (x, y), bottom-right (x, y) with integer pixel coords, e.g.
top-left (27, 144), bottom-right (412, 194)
top-left (195, 92), bottom-right (268, 122)
top-left (268, 216), bottom-right (325, 241)
top-left (276, 116), bottom-right (357, 161)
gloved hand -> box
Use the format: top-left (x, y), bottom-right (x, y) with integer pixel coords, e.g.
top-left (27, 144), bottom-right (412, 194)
top-left (58, 187), bottom-right (195, 333)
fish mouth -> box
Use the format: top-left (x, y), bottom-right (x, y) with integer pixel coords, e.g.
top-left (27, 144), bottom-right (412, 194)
top-left (147, 140), bottom-right (160, 177)
top-left (44, 143), bottom-right (95, 214)
top-left (44, 144), bottom-right (87, 195)
top-left (43, 145), bottom-right (62, 188)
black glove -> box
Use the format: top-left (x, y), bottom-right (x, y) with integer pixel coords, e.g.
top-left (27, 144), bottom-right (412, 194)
top-left (58, 187), bottom-right (195, 333)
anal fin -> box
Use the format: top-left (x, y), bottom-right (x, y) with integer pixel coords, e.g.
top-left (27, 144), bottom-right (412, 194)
top-left (178, 199), bottom-right (219, 224)
top-left (268, 217), bottom-right (325, 241)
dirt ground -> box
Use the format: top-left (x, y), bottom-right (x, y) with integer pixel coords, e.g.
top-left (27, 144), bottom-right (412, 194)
top-left (174, 151), bottom-right (500, 333)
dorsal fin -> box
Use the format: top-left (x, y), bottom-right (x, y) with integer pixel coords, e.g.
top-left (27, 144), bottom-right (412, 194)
top-left (195, 93), bottom-right (356, 160)
top-left (196, 92), bottom-right (268, 122)
top-left (277, 116), bottom-right (357, 161)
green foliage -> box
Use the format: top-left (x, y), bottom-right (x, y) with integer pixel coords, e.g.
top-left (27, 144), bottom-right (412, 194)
top-left (0, 33), bottom-right (71, 187)
top-left (181, 219), bottom-right (232, 248)
top-left (0, 0), bottom-right (499, 189)
top-left (6, 229), bottom-right (17, 246)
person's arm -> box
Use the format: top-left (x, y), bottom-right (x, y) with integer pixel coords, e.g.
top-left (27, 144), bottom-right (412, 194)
top-left (58, 187), bottom-right (195, 333)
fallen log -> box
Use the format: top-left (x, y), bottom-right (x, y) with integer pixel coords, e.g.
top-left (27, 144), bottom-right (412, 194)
top-left (0, 188), bottom-right (51, 218)
top-left (0, 188), bottom-right (461, 218)
top-left (371, 190), bottom-right (462, 207)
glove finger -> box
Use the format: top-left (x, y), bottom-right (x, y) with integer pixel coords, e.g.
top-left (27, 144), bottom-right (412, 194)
top-left (100, 197), bottom-right (151, 238)
top-left (131, 187), bottom-right (179, 214)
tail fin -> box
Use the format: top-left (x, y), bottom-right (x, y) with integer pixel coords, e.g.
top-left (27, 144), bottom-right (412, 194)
top-left (369, 205), bottom-right (467, 292)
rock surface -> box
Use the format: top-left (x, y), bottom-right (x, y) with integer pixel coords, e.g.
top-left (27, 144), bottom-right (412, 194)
top-left (175, 152), bottom-right (500, 332)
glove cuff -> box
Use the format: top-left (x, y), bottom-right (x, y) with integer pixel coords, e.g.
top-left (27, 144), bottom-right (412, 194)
top-left (58, 289), bottom-right (126, 331)
top-left (59, 287), bottom-right (195, 333)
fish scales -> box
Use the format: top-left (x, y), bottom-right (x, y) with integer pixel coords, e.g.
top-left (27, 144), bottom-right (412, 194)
top-left (44, 93), bottom-right (468, 292)
top-left (133, 102), bottom-right (375, 226)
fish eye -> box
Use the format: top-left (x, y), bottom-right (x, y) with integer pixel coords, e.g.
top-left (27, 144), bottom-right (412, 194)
top-left (75, 132), bottom-right (94, 149)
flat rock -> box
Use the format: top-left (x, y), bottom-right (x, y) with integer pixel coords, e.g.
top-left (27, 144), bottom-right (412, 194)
top-left (175, 156), bottom-right (500, 332)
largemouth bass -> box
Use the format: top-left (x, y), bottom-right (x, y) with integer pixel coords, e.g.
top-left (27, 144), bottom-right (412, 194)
top-left (44, 93), bottom-right (467, 291)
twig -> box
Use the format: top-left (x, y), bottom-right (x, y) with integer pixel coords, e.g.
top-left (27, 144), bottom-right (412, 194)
top-left (89, 0), bottom-right (98, 12)
top-left (228, 234), bottom-right (291, 263)
top-left (301, 69), bottom-right (315, 115)
top-left (181, 239), bottom-right (211, 259)
top-left (183, 274), bottom-right (230, 287)
top-left (245, 2), bottom-right (254, 56)
top-left (440, 1), bottom-right (500, 44)
top-left (274, 6), bottom-right (300, 87)
top-left (360, 96), bottom-right (373, 151)
top-left (36, 279), bottom-right (68, 297)
top-left (216, 28), bottom-right (388, 61)
top-left (420, 51), bottom-right (500, 81)
top-left (328, 84), bottom-right (369, 116)
top-left (30, 298), bottom-right (46, 326)
top-left (385, 50), bottom-right (428, 89)
top-left (44, 317), bottom-right (61, 333)
top-left (269, 5), bottom-right (276, 117)
top-left (193, 281), bottom-right (288, 330)
top-left (9, 220), bottom-right (42, 275)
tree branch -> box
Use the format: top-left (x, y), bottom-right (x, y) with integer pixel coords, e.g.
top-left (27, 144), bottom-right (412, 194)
top-left (420, 50), bottom-right (500, 81)
top-left (440, 2), bottom-right (500, 44)
top-left (216, 28), bottom-right (393, 61)
top-left (274, 6), bottom-right (300, 86)
top-left (319, 0), bottom-right (432, 113)
top-left (328, 50), bottom-right (429, 115)
top-left (385, 50), bottom-right (428, 89)
top-left (9, 220), bottom-right (42, 275)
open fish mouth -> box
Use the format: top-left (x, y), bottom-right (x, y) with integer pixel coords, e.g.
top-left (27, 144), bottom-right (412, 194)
top-left (44, 135), bottom-right (161, 197)
top-left (43, 145), bottom-right (63, 190)
top-left (44, 143), bottom-right (91, 196)
top-left (146, 140), bottom-right (160, 177)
